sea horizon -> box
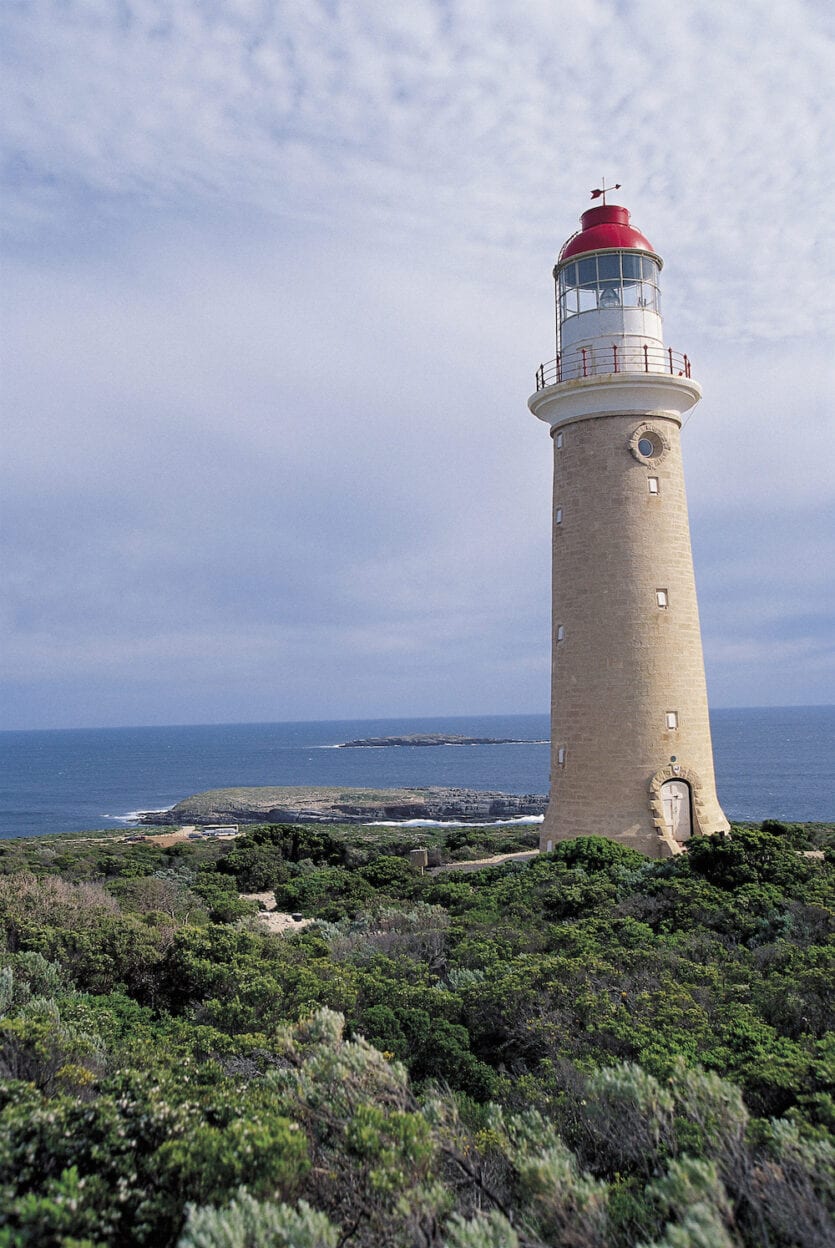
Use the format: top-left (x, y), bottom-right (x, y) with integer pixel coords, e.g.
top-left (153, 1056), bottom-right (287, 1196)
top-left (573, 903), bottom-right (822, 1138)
top-left (1, 706), bottom-right (833, 839)
top-left (3, 701), bottom-right (834, 736)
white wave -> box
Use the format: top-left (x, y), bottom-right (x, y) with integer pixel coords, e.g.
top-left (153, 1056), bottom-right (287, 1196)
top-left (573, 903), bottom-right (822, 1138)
top-left (441, 741), bottom-right (550, 747)
top-left (102, 806), bottom-right (174, 824)
top-left (327, 740), bottom-right (550, 749)
top-left (366, 815), bottom-right (544, 828)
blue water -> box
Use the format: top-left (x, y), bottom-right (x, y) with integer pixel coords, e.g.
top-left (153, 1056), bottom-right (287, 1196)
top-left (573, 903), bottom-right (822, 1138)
top-left (0, 709), bottom-right (832, 839)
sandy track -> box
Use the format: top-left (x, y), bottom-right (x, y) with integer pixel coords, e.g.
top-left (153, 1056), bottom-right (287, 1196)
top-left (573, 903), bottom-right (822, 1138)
top-left (240, 892), bottom-right (314, 934)
top-left (427, 849), bottom-right (539, 874)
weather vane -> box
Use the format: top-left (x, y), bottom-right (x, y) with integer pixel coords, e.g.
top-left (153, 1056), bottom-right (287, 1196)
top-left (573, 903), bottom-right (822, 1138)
top-left (590, 179), bottom-right (621, 205)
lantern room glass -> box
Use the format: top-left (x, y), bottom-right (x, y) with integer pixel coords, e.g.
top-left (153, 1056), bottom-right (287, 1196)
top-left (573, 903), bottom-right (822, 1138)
top-left (558, 253), bottom-right (660, 320)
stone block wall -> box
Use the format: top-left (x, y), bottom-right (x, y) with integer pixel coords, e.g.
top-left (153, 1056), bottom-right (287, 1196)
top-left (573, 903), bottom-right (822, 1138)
top-left (540, 410), bottom-right (729, 857)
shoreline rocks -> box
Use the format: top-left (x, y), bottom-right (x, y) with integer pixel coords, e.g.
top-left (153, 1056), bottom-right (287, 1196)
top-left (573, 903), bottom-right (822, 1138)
top-left (138, 785), bottom-right (547, 826)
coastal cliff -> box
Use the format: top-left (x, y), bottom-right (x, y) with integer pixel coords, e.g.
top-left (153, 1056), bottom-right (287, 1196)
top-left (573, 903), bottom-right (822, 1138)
top-left (139, 785), bottom-right (547, 826)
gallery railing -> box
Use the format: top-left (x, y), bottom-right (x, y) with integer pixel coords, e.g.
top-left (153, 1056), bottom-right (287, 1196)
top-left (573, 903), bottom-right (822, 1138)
top-left (535, 345), bottom-right (691, 390)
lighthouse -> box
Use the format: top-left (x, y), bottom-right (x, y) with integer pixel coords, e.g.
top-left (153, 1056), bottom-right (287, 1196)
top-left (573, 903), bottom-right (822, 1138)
top-left (530, 195), bottom-right (729, 857)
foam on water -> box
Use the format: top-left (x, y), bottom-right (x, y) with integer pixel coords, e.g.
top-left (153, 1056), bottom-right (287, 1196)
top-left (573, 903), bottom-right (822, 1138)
top-left (367, 815), bottom-right (544, 828)
top-left (103, 806), bottom-right (174, 825)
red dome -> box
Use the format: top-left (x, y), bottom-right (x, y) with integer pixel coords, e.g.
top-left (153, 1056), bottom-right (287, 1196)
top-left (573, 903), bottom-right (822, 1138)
top-left (559, 204), bottom-right (657, 263)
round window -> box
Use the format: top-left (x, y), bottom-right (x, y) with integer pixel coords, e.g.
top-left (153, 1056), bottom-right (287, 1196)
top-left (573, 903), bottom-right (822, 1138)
top-left (629, 425), bottom-right (669, 465)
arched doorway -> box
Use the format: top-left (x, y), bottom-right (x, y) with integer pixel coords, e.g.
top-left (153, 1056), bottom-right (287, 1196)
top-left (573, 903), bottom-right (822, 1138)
top-left (661, 779), bottom-right (692, 842)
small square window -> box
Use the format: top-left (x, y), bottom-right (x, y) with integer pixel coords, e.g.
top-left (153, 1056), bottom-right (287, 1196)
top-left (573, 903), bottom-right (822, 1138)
top-left (556, 432), bottom-right (564, 449)
top-left (648, 477), bottom-right (659, 494)
top-left (562, 288), bottom-right (579, 316)
top-left (557, 746), bottom-right (566, 765)
top-left (555, 507), bottom-right (563, 525)
top-left (666, 711), bottom-right (678, 730)
top-left (577, 257), bottom-right (596, 285)
top-left (622, 254), bottom-right (643, 282)
top-left (656, 589), bottom-right (668, 608)
top-left (556, 624), bottom-right (565, 642)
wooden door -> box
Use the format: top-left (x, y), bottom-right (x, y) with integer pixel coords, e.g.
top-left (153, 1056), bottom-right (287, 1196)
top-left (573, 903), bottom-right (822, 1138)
top-left (661, 779), bottom-right (692, 842)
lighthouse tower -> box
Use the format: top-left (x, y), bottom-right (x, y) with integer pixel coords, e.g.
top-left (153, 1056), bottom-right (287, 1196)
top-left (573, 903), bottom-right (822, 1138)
top-left (530, 197), bottom-right (729, 857)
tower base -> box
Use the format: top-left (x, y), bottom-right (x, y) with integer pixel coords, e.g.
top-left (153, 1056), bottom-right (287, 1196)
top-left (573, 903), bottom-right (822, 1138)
top-left (539, 759), bottom-right (730, 859)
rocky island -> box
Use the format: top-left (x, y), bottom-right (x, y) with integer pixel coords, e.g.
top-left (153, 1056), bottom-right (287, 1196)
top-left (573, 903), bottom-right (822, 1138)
top-left (337, 733), bottom-right (544, 747)
top-left (138, 785), bottom-right (547, 826)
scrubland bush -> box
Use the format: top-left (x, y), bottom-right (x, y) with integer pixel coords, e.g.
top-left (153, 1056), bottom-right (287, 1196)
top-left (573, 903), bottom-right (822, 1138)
top-left (0, 823), bottom-right (830, 1246)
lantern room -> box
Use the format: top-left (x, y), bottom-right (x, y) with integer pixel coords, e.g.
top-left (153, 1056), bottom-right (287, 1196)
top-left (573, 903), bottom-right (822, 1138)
top-left (531, 199), bottom-right (699, 420)
top-left (557, 252), bottom-right (661, 318)
top-left (553, 204), bottom-right (665, 365)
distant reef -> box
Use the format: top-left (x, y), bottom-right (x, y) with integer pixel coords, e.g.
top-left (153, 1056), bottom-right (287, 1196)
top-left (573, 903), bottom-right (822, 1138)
top-left (138, 785), bottom-right (547, 826)
top-left (337, 733), bottom-right (543, 748)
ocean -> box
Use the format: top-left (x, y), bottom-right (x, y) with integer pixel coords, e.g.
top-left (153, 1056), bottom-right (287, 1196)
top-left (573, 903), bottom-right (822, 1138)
top-left (0, 708), bottom-right (832, 840)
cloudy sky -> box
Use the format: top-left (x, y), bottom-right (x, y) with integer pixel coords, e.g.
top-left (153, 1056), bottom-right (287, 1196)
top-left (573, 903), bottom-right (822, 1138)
top-left (2, 0), bottom-right (833, 730)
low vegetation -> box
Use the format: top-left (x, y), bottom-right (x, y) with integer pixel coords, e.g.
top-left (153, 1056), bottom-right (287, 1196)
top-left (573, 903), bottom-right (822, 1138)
top-left (0, 820), bottom-right (832, 1247)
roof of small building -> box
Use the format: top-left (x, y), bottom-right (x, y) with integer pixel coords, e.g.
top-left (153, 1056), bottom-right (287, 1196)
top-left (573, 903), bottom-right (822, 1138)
top-left (559, 204), bottom-right (656, 262)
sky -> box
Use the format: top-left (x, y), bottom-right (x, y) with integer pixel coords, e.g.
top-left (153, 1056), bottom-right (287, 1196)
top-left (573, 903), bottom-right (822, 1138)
top-left (2, 0), bottom-right (834, 731)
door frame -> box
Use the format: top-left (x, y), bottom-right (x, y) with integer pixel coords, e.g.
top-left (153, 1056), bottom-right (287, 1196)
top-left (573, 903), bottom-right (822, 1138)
top-left (649, 762), bottom-right (704, 850)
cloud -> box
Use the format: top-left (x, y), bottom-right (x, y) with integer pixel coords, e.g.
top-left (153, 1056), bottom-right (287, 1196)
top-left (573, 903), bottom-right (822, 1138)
top-left (1, 219), bottom-right (552, 724)
top-left (3, 2), bottom-right (832, 317)
top-left (1, 0), bottom-right (833, 726)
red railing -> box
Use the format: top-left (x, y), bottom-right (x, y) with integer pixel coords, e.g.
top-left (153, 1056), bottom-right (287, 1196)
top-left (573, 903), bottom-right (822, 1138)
top-left (535, 345), bottom-right (691, 391)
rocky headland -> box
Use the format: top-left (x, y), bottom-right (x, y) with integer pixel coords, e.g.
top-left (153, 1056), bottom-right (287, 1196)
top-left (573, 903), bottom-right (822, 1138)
top-left (138, 785), bottom-right (547, 826)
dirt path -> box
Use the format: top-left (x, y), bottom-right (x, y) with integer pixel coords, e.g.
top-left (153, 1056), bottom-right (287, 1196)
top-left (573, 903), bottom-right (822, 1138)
top-left (237, 852), bottom-right (540, 933)
top-left (136, 827), bottom-right (198, 847)
top-left (239, 892), bottom-right (314, 934)
top-left (119, 826), bottom-right (241, 847)
top-left (427, 849), bottom-right (539, 875)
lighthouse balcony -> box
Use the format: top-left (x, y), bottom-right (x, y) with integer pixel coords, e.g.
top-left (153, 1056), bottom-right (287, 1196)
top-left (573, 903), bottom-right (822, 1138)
top-left (529, 346), bottom-right (701, 427)
top-left (535, 344), bottom-right (692, 391)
